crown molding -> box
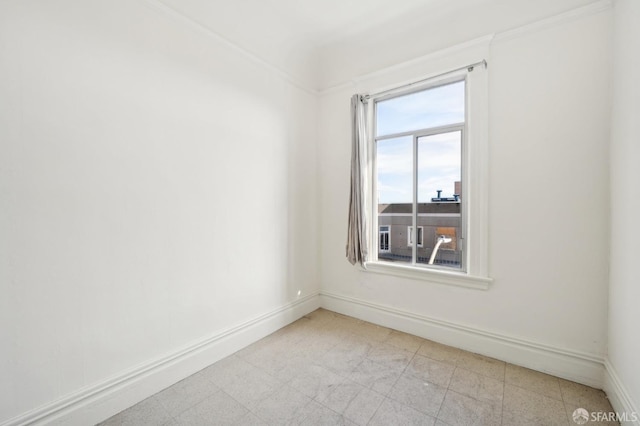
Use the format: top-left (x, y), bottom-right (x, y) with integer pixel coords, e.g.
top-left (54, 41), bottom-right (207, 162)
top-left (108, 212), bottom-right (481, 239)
top-left (142, 0), bottom-right (612, 98)
top-left (320, 35), bottom-right (493, 97)
top-left (141, 0), bottom-right (319, 96)
top-left (319, 0), bottom-right (613, 95)
top-left (492, 0), bottom-right (613, 43)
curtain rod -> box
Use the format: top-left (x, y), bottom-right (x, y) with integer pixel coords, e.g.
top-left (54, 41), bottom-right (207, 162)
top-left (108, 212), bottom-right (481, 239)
top-left (363, 59), bottom-right (487, 101)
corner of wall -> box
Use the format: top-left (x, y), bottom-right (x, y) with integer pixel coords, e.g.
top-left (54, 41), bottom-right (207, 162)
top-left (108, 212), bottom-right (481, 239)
top-left (0, 295), bottom-right (320, 426)
top-left (604, 359), bottom-right (640, 425)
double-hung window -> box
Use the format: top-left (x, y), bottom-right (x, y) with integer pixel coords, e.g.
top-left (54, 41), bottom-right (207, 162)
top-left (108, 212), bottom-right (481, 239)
top-left (364, 63), bottom-right (491, 289)
top-left (375, 80), bottom-right (465, 269)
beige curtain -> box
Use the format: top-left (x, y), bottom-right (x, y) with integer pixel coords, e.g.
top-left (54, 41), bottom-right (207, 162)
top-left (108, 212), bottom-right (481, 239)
top-left (346, 94), bottom-right (368, 266)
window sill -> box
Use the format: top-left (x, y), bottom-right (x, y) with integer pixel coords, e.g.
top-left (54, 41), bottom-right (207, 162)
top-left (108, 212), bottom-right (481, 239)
top-left (362, 261), bottom-right (492, 290)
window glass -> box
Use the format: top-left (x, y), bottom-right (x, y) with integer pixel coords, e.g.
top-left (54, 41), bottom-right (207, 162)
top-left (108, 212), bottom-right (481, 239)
top-left (417, 132), bottom-right (461, 202)
top-left (374, 80), bottom-right (465, 270)
top-left (376, 81), bottom-right (465, 137)
top-left (417, 132), bottom-right (462, 268)
top-left (379, 227), bottom-right (390, 252)
top-left (408, 226), bottom-right (424, 247)
top-left (377, 136), bottom-right (412, 262)
top-left (376, 136), bottom-right (412, 204)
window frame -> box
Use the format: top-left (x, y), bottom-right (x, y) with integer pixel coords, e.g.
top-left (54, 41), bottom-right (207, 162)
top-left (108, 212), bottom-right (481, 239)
top-left (363, 66), bottom-right (491, 290)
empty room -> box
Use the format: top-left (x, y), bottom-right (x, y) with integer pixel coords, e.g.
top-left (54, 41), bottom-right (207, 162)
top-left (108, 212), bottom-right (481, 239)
top-left (1, 0), bottom-right (638, 425)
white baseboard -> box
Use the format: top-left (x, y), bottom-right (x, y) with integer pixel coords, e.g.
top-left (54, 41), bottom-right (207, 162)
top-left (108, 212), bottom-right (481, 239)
top-left (604, 359), bottom-right (640, 426)
top-left (320, 291), bottom-right (605, 388)
top-left (2, 293), bottom-right (320, 426)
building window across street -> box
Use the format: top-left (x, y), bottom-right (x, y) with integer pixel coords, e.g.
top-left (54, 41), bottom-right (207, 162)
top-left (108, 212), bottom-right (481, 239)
top-left (407, 226), bottom-right (424, 247)
top-left (379, 226), bottom-right (390, 252)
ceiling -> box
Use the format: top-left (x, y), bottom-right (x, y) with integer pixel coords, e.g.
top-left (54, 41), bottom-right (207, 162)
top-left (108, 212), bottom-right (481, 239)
top-left (156, 0), bottom-right (602, 89)
top-left (158, 0), bottom-right (446, 46)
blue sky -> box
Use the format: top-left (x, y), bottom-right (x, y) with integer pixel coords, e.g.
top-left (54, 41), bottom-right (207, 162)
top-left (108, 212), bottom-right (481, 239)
top-left (376, 81), bottom-right (464, 204)
top-left (376, 81), bottom-right (465, 137)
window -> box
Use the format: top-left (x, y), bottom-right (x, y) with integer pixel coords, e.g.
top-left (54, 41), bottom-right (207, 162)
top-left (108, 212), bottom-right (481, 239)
top-left (379, 226), bottom-right (390, 252)
top-left (375, 80), bottom-right (465, 270)
top-left (407, 226), bottom-right (424, 247)
top-left (363, 61), bottom-right (491, 289)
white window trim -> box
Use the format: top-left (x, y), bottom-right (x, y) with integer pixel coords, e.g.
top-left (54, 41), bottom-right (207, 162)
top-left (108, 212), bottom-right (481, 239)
top-left (364, 261), bottom-right (492, 290)
top-left (363, 63), bottom-right (491, 290)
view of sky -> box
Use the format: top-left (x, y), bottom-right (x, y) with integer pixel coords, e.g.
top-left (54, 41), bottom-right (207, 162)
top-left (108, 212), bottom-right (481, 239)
top-left (376, 81), bottom-right (464, 204)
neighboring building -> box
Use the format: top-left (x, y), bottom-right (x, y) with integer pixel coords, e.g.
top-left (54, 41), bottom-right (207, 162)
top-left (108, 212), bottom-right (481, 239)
top-left (378, 201), bottom-right (462, 268)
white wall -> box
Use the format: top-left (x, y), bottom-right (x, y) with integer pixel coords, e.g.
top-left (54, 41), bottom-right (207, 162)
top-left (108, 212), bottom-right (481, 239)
top-left (1, 0), bottom-right (632, 423)
top-left (154, 0), bottom-right (320, 90)
top-left (316, 0), bottom-right (599, 90)
top-left (319, 7), bottom-right (611, 376)
top-left (608, 0), bottom-right (640, 417)
top-left (0, 0), bottom-right (318, 423)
